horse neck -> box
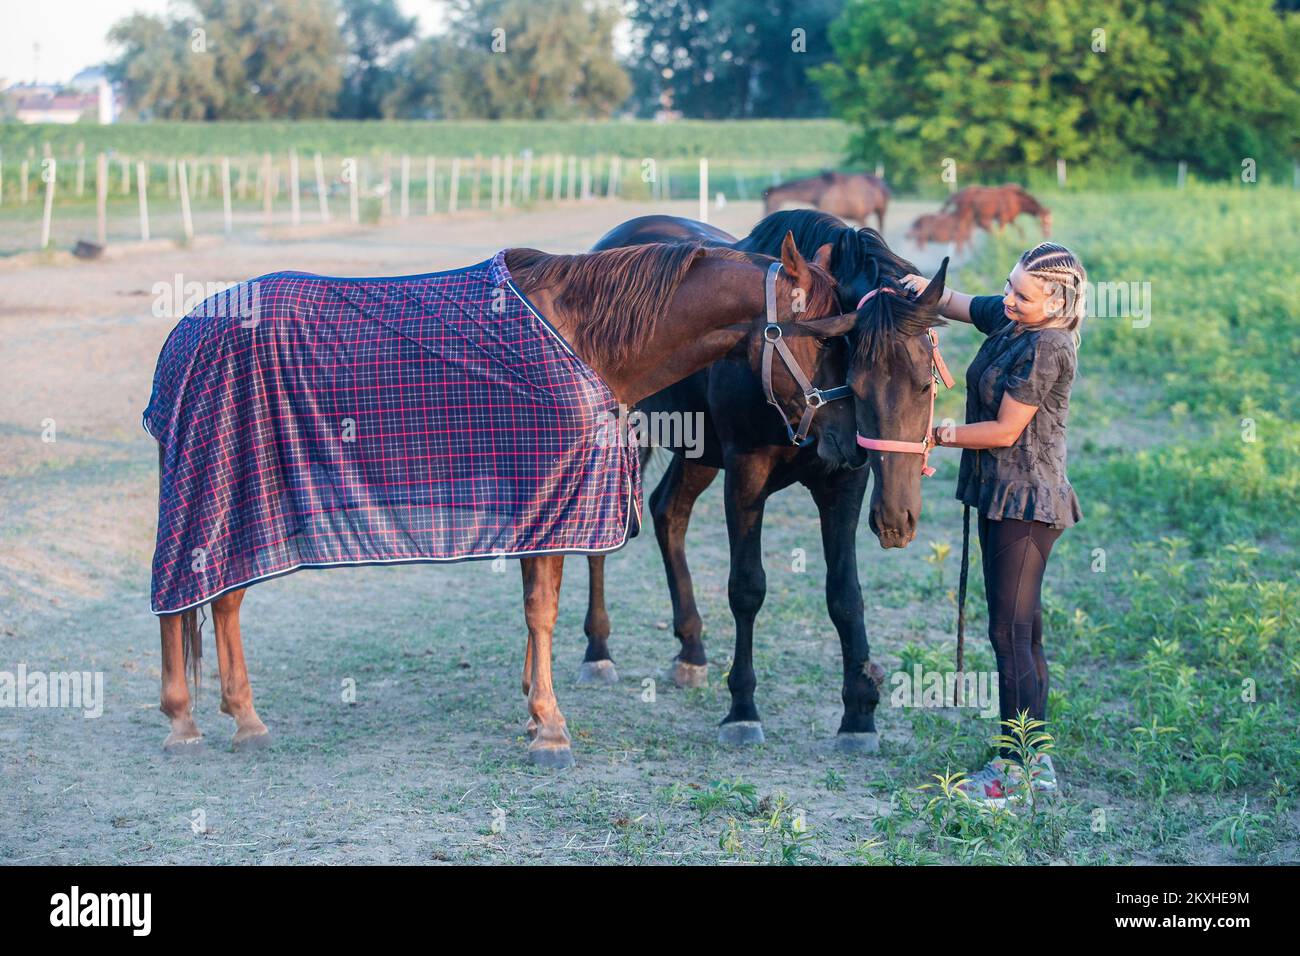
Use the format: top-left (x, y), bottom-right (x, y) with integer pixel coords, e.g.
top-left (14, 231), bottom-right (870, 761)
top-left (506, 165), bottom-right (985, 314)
top-left (545, 257), bottom-right (763, 406)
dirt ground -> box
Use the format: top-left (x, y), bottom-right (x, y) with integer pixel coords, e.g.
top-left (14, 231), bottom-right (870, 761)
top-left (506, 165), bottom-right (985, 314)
top-left (0, 198), bottom-right (1051, 864)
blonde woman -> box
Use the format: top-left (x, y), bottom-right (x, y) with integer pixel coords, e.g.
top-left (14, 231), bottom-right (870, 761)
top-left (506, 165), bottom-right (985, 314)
top-left (903, 242), bottom-right (1086, 806)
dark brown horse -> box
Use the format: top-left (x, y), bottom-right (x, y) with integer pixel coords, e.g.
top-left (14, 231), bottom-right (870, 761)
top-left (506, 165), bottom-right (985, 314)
top-left (583, 210), bottom-right (948, 752)
top-left (763, 172), bottom-right (890, 232)
top-left (154, 237), bottom-right (866, 768)
top-left (941, 184), bottom-right (1052, 237)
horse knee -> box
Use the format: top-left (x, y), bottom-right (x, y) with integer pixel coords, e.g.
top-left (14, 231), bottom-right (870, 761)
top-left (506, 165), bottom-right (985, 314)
top-left (728, 575), bottom-right (766, 619)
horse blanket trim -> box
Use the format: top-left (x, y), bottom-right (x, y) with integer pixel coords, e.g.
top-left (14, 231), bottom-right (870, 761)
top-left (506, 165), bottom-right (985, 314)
top-left (144, 250), bottom-right (642, 615)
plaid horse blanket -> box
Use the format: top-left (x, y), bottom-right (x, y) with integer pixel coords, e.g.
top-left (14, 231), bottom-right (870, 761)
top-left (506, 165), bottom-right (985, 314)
top-left (144, 251), bottom-right (641, 614)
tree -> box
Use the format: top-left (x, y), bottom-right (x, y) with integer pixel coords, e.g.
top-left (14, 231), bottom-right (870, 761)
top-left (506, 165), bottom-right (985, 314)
top-left (108, 0), bottom-right (345, 119)
top-left (624, 0), bottom-right (842, 118)
top-left (337, 0), bottom-right (418, 119)
top-left (422, 0), bottom-right (631, 120)
top-left (813, 0), bottom-right (1300, 184)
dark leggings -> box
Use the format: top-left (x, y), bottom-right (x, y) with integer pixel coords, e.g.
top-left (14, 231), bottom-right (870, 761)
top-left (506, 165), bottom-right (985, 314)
top-left (978, 514), bottom-right (1063, 760)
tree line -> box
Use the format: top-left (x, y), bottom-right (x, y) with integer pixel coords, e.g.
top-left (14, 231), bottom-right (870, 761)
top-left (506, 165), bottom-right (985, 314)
top-left (105, 0), bottom-right (1298, 180)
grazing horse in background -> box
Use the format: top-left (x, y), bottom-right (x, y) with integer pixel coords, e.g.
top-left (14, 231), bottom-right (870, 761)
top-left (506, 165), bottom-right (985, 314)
top-left (584, 210), bottom-right (949, 752)
top-left (152, 237), bottom-right (866, 769)
top-left (762, 172), bottom-right (891, 232)
top-left (907, 211), bottom-right (975, 252)
top-left (942, 184), bottom-right (1052, 237)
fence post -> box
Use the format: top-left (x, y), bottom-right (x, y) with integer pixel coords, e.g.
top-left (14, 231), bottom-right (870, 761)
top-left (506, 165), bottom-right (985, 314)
top-left (699, 158), bottom-right (709, 223)
top-left (381, 154), bottom-right (392, 218)
top-left (347, 158), bottom-right (359, 224)
top-left (503, 154), bottom-right (514, 209)
top-left (425, 155), bottom-right (435, 215)
top-left (520, 150), bottom-right (531, 204)
top-left (606, 155), bottom-right (620, 199)
top-left (400, 155), bottom-right (411, 218)
top-left (289, 150), bottom-right (301, 226)
top-left (220, 157), bottom-right (232, 236)
top-left (76, 141), bottom-right (85, 197)
top-left (449, 157), bottom-right (460, 213)
top-left (1056, 158), bottom-right (1067, 187)
top-left (40, 157), bottom-right (56, 249)
top-left (471, 154), bottom-right (482, 209)
top-left (490, 154), bottom-right (501, 211)
top-left (21, 160), bottom-right (29, 203)
top-left (1177, 161), bottom-right (1187, 189)
top-left (138, 160), bottom-right (151, 241)
top-left (168, 159), bottom-right (177, 198)
top-left (551, 154), bottom-right (561, 201)
top-left (178, 159), bottom-right (194, 241)
top-left (315, 153), bottom-right (330, 222)
top-left (261, 153), bottom-right (273, 225)
top-left (95, 153), bottom-right (107, 244)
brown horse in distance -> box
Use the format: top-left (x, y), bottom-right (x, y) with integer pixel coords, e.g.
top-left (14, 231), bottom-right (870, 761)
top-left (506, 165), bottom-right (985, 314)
top-left (155, 236), bottom-right (864, 769)
top-left (763, 171), bottom-right (890, 231)
top-left (907, 211), bottom-right (975, 252)
top-left (941, 184), bottom-right (1052, 238)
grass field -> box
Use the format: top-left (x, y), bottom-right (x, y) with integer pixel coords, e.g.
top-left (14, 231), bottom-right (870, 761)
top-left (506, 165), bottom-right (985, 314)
top-left (0, 185), bottom-right (1296, 864)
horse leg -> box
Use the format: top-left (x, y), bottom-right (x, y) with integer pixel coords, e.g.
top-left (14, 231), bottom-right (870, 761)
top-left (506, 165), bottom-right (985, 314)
top-left (520, 555), bottom-right (574, 767)
top-left (652, 454), bottom-right (719, 688)
top-left (159, 611), bottom-right (203, 752)
top-left (809, 470), bottom-right (882, 753)
top-left (210, 588), bottom-right (271, 750)
top-left (577, 556), bottom-right (618, 685)
top-left (718, 455), bottom-right (773, 746)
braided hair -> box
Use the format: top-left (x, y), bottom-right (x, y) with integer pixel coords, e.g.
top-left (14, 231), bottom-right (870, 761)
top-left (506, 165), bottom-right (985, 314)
top-left (1019, 242), bottom-right (1086, 341)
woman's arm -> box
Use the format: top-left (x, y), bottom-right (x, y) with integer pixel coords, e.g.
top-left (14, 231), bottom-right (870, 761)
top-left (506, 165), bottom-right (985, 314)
top-left (901, 273), bottom-right (976, 323)
top-left (932, 394), bottom-right (1039, 449)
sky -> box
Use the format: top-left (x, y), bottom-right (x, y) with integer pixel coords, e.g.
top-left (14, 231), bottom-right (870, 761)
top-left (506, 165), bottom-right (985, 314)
top-left (0, 0), bottom-right (449, 86)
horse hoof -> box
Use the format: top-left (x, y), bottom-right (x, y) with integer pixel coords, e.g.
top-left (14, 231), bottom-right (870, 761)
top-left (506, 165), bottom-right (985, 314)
top-left (162, 734), bottom-right (204, 755)
top-left (529, 745), bottom-right (575, 769)
top-left (718, 721), bottom-right (764, 746)
top-left (577, 660), bottom-right (619, 685)
top-left (232, 728), bottom-right (272, 752)
top-left (835, 731), bottom-right (880, 754)
top-left (668, 659), bottom-right (708, 689)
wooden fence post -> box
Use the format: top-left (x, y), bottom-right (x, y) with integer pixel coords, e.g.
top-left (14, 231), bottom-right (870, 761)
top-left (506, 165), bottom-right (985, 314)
top-left (520, 151), bottom-right (531, 204)
top-left (221, 157), bottom-right (233, 236)
top-left (289, 150), bottom-right (301, 226)
top-left (40, 157), bottom-right (56, 249)
top-left (138, 160), bottom-right (151, 241)
top-left (400, 154), bottom-right (410, 218)
top-left (261, 153), bottom-right (273, 225)
top-left (314, 153), bottom-right (330, 223)
top-left (178, 159), bottom-right (194, 241)
top-left (95, 153), bottom-right (107, 244)
top-left (425, 156), bottom-right (436, 215)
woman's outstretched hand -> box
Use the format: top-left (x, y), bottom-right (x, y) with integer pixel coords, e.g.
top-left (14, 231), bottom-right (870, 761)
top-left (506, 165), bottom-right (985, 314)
top-left (901, 274), bottom-right (930, 295)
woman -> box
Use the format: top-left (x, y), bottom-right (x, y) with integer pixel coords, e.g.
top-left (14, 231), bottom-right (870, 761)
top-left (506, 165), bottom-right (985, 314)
top-left (902, 242), bottom-right (1086, 805)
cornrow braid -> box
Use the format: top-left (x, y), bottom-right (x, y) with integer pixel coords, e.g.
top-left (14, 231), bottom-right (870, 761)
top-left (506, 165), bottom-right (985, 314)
top-left (1019, 241), bottom-right (1087, 336)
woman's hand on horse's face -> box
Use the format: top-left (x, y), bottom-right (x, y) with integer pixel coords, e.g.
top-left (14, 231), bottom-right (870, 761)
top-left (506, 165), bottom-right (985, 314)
top-left (901, 273), bottom-right (928, 295)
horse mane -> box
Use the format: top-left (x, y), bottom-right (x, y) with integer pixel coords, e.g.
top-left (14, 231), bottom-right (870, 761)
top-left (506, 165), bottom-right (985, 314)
top-left (854, 285), bottom-right (947, 370)
top-left (504, 243), bottom-right (835, 370)
top-left (741, 210), bottom-right (918, 309)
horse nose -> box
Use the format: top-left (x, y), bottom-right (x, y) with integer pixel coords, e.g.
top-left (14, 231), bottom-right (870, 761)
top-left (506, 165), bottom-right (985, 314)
top-left (870, 504), bottom-right (917, 549)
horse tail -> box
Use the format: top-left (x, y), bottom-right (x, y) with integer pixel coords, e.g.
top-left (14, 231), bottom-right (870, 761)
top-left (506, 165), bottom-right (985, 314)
top-left (181, 605), bottom-right (204, 705)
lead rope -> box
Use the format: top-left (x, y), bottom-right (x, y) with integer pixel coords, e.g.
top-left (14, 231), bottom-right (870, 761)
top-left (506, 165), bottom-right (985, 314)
top-left (954, 503), bottom-right (970, 707)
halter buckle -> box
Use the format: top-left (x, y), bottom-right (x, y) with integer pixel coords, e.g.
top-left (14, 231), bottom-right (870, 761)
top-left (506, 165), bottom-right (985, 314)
top-left (763, 323), bottom-right (783, 343)
top-left (805, 390), bottom-right (826, 409)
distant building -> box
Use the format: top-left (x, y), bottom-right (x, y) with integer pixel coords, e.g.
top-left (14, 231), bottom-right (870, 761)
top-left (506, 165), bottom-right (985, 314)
top-left (1, 70), bottom-right (117, 124)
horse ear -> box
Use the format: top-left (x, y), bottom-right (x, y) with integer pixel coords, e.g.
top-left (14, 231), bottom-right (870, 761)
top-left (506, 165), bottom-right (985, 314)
top-left (813, 242), bottom-right (834, 272)
top-left (795, 311), bottom-right (858, 337)
top-left (917, 256), bottom-right (950, 306)
top-left (780, 231), bottom-right (814, 291)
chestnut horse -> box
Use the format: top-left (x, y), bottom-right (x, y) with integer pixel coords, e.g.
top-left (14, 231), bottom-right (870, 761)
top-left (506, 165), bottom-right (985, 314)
top-left (584, 210), bottom-right (949, 752)
top-left (154, 235), bottom-right (864, 768)
top-left (941, 184), bottom-right (1052, 237)
top-left (762, 171), bottom-right (890, 232)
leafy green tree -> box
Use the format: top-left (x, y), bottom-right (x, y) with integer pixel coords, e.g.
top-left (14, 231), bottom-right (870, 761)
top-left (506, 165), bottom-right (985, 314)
top-left (337, 0), bottom-right (419, 119)
top-left (397, 0), bottom-right (630, 119)
top-left (624, 0), bottom-right (842, 118)
top-left (108, 0), bottom-right (345, 119)
top-left (813, 0), bottom-right (1300, 184)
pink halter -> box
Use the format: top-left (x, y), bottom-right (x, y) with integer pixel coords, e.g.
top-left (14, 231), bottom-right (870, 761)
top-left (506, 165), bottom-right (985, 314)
top-left (853, 288), bottom-right (955, 477)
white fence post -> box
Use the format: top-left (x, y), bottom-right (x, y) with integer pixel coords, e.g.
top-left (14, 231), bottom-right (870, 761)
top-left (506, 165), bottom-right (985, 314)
top-left (220, 157), bottom-right (232, 236)
top-left (138, 160), bottom-right (151, 241)
top-left (699, 158), bottom-right (709, 223)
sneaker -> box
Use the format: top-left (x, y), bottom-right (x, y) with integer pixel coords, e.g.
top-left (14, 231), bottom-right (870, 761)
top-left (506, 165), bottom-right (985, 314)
top-left (954, 758), bottom-right (1019, 804)
top-left (1004, 754), bottom-right (1060, 802)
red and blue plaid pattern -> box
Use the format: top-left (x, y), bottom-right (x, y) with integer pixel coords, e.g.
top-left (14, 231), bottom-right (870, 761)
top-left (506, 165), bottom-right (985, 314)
top-left (144, 251), bottom-right (641, 614)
